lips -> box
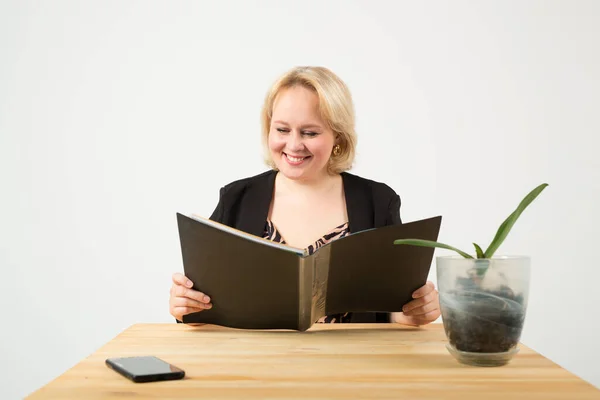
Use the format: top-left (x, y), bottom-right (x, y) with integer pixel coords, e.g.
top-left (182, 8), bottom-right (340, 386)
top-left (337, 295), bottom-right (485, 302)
top-left (283, 152), bottom-right (311, 165)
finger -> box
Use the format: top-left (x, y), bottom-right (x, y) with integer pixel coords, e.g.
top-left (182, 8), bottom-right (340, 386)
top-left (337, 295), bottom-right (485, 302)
top-left (173, 296), bottom-right (212, 310)
top-left (403, 291), bottom-right (437, 313)
top-left (403, 301), bottom-right (438, 317)
top-left (172, 272), bottom-right (193, 288)
top-left (412, 281), bottom-right (435, 298)
top-left (172, 306), bottom-right (204, 319)
top-left (174, 285), bottom-right (211, 304)
top-left (412, 309), bottom-right (441, 324)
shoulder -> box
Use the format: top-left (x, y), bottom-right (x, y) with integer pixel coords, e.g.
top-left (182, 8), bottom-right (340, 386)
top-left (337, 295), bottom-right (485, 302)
top-left (218, 169), bottom-right (276, 197)
top-left (341, 171), bottom-right (399, 201)
top-left (209, 169), bottom-right (276, 226)
top-left (341, 172), bottom-right (402, 227)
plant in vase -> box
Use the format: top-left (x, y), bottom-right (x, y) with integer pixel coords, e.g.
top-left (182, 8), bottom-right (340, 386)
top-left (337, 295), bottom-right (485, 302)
top-left (394, 183), bottom-right (548, 366)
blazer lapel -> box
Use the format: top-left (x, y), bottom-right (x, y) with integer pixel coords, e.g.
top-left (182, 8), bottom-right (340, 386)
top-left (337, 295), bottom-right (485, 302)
top-left (342, 172), bottom-right (374, 233)
top-left (237, 169), bottom-right (277, 237)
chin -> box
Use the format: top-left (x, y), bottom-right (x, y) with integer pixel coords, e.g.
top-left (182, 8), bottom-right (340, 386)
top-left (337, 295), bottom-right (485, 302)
top-left (277, 167), bottom-right (328, 183)
top-left (276, 166), bottom-right (305, 180)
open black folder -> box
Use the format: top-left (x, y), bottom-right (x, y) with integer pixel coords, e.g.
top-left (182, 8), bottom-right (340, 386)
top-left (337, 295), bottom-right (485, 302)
top-left (176, 213), bottom-right (442, 331)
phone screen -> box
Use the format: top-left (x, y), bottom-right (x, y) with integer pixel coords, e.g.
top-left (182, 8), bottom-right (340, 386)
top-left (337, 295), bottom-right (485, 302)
top-left (106, 356), bottom-right (185, 382)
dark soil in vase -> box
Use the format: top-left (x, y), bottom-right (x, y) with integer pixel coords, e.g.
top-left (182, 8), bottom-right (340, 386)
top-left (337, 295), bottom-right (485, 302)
top-left (441, 278), bottom-right (527, 353)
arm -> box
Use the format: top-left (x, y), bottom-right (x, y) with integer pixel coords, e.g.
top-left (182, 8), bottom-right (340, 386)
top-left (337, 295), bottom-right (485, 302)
top-left (385, 193), bottom-right (402, 322)
top-left (386, 193), bottom-right (440, 326)
top-left (209, 186), bottom-right (226, 222)
top-left (386, 194), bottom-right (402, 226)
top-left (386, 194), bottom-right (440, 326)
top-left (173, 187), bottom-right (225, 323)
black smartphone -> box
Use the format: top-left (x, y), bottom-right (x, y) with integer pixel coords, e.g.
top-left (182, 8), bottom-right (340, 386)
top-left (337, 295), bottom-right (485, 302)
top-left (105, 356), bottom-right (185, 383)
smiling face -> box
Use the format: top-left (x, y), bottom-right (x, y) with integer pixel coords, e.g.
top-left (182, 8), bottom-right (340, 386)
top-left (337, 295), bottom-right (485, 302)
top-left (268, 85), bottom-right (336, 182)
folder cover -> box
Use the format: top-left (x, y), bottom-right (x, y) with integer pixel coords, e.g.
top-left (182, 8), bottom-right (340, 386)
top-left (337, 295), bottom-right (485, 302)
top-left (176, 213), bottom-right (442, 331)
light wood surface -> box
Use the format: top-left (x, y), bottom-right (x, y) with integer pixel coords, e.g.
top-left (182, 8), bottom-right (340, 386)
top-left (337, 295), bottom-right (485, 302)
top-left (29, 323), bottom-right (599, 399)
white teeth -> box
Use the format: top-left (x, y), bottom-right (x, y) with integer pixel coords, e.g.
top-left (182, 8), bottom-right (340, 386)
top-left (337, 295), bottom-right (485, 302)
top-left (285, 154), bottom-right (305, 163)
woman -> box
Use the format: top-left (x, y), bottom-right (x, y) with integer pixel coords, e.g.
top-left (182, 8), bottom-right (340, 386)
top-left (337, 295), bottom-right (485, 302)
top-left (170, 66), bottom-right (440, 326)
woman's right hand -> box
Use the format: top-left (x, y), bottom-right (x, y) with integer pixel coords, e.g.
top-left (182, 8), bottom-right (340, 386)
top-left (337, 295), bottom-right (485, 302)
top-left (169, 272), bottom-right (213, 321)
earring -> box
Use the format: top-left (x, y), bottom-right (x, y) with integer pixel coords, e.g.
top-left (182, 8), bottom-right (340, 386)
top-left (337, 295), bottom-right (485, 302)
top-left (332, 144), bottom-right (341, 156)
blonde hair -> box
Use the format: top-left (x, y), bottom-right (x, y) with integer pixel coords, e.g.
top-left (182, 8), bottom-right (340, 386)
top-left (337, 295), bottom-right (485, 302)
top-left (261, 66), bottom-right (357, 174)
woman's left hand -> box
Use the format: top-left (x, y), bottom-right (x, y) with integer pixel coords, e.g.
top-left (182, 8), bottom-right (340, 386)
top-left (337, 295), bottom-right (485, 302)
top-left (392, 281), bottom-right (441, 326)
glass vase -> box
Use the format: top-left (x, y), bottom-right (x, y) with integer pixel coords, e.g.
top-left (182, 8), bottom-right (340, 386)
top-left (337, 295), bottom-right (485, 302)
top-left (437, 255), bottom-right (531, 366)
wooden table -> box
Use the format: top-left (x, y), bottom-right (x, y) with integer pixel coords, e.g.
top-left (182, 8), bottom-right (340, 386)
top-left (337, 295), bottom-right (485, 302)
top-left (28, 323), bottom-right (599, 399)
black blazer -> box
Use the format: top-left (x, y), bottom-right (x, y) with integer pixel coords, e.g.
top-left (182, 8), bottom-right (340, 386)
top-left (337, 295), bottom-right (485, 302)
top-left (208, 169), bottom-right (403, 323)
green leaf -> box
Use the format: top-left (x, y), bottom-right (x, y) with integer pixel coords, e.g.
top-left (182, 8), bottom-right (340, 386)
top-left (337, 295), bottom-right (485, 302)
top-left (474, 258), bottom-right (491, 276)
top-left (473, 243), bottom-right (485, 259)
top-left (484, 183), bottom-right (549, 259)
top-left (393, 239), bottom-right (474, 259)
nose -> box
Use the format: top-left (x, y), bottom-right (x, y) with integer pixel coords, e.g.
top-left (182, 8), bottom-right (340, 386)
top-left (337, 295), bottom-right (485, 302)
top-left (287, 131), bottom-right (305, 152)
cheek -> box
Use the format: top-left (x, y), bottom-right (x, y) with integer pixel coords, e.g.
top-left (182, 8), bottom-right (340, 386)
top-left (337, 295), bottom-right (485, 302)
top-left (306, 138), bottom-right (333, 158)
top-left (268, 133), bottom-right (285, 152)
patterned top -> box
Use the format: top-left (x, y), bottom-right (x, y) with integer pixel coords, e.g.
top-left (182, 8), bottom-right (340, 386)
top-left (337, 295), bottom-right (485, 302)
top-left (263, 220), bottom-right (352, 323)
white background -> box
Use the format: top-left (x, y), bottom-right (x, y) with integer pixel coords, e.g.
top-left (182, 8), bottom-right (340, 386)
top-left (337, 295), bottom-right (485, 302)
top-left (1, 1), bottom-right (599, 398)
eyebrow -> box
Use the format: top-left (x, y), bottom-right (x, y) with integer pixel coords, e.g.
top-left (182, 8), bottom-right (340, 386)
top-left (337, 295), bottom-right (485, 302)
top-left (273, 120), bottom-right (323, 130)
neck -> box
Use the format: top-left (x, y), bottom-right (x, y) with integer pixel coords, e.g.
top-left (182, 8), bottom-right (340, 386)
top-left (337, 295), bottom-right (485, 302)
top-left (276, 170), bottom-right (340, 194)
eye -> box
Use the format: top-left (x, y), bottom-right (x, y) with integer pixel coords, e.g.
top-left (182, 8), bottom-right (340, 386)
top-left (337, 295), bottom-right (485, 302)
top-left (276, 128), bottom-right (289, 133)
top-left (302, 131), bottom-right (318, 137)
